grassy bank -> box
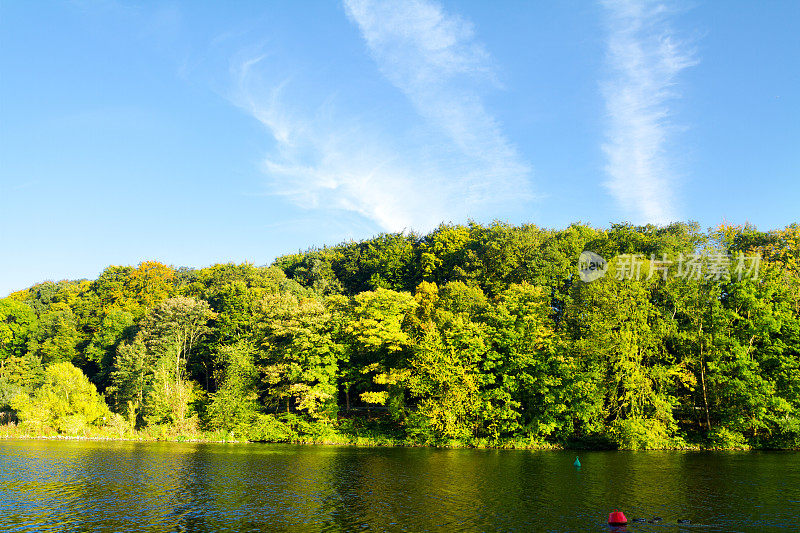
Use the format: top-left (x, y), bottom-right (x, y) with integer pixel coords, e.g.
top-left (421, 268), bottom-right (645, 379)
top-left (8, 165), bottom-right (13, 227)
top-left (4, 420), bottom-right (781, 451)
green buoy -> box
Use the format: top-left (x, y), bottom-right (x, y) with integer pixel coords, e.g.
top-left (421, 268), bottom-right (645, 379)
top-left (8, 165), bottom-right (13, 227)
top-left (573, 456), bottom-right (581, 468)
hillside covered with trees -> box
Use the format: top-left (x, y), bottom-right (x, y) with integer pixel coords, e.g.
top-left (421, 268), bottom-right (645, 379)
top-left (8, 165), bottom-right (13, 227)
top-left (1, 221), bottom-right (799, 449)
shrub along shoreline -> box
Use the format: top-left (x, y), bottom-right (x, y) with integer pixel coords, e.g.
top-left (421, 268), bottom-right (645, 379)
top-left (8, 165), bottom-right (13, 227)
top-left (1, 221), bottom-right (799, 450)
top-left (0, 428), bottom-right (773, 451)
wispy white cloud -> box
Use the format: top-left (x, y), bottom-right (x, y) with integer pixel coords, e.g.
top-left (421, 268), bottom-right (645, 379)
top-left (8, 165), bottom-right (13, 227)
top-left (232, 0), bottom-right (531, 233)
top-left (233, 57), bottom-right (444, 231)
top-left (343, 0), bottom-right (531, 208)
top-left (601, 0), bottom-right (696, 224)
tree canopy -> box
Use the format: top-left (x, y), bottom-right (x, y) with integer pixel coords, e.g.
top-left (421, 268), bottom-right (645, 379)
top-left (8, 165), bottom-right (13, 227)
top-left (2, 221), bottom-right (798, 449)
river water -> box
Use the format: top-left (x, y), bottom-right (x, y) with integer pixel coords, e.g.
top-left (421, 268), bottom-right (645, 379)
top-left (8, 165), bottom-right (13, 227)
top-left (1, 440), bottom-right (798, 532)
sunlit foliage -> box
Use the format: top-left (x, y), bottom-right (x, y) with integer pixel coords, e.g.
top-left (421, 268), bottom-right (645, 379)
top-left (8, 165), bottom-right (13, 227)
top-left (1, 222), bottom-right (798, 448)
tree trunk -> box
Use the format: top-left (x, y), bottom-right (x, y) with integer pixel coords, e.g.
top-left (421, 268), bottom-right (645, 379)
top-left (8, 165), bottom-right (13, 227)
top-left (696, 306), bottom-right (712, 433)
top-left (699, 342), bottom-right (712, 432)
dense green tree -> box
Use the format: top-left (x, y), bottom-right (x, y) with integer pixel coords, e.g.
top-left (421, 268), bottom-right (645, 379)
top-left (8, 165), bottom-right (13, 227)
top-left (109, 297), bottom-right (213, 427)
top-left (488, 283), bottom-right (590, 441)
top-left (256, 293), bottom-right (339, 418)
top-left (339, 288), bottom-right (416, 415)
top-left (568, 272), bottom-right (680, 449)
top-left (330, 233), bottom-right (420, 294)
top-left (138, 297), bottom-right (213, 426)
top-left (107, 336), bottom-right (153, 426)
top-left (186, 263), bottom-right (305, 388)
top-left (0, 354), bottom-right (44, 410)
top-left (84, 307), bottom-right (135, 387)
top-left (11, 362), bottom-right (110, 435)
top-left (273, 252), bottom-right (344, 295)
top-left (405, 327), bottom-right (482, 441)
top-left (139, 297), bottom-right (214, 384)
top-left (31, 302), bottom-right (80, 365)
top-left (1, 222), bottom-right (797, 449)
top-left (207, 341), bottom-right (261, 432)
top-left (0, 299), bottom-right (37, 360)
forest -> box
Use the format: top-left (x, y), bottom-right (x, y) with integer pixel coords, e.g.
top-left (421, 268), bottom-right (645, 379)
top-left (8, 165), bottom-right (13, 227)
top-left (1, 221), bottom-right (798, 450)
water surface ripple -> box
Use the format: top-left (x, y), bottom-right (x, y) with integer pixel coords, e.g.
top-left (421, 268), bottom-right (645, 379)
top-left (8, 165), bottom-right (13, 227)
top-left (1, 440), bottom-right (798, 532)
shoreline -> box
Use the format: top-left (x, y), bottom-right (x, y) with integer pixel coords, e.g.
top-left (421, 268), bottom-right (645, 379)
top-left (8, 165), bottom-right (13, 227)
top-left (3, 433), bottom-right (794, 451)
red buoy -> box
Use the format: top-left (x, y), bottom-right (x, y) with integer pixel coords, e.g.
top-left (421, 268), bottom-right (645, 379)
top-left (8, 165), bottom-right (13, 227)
top-left (608, 511), bottom-right (628, 526)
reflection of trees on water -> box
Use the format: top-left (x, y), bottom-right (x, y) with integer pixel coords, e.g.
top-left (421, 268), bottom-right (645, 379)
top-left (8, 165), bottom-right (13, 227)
top-left (318, 450), bottom-right (373, 531)
top-left (413, 448), bottom-right (494, 530)
top-left (0, 440), bottom-right (192, 531)
top-left (317, 447), bottom-right (489, 531)
top-left (166, 444), bottom-right (214, 532)
top-left (47, 441), bottom-right (165, 531)
top-left (0, 441), bottom-right (87, 530)
top-left (166, 443), bottom-right (297, 532)
top-left (4, 442), bottom-right (799, 531)
top-left (64, 441), bottom-right (207, 531)
top-left (167, 444), bottom-right (339, 532)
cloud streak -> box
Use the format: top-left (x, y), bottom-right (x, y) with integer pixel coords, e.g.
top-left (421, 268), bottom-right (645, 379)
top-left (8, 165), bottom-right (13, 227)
top-left (344, 0), bottom-right (530, 207)
top-left (233, 0), bottom-right (531, 233)
top-left (233, 57), bottom-right (446, 231)
top-left (601, 0), bottom-right (696, 224)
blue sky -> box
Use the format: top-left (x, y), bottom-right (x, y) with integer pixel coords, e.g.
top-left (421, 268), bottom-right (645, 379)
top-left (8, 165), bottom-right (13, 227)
top-left (1, 0), bottom-right (798, 296)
